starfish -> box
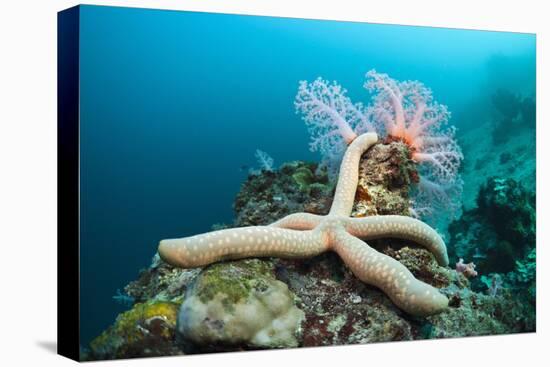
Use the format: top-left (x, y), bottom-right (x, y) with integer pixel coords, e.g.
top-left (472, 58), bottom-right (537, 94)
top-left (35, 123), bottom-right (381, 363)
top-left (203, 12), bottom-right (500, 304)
top-left (158, 133), bottom-right (450, 316)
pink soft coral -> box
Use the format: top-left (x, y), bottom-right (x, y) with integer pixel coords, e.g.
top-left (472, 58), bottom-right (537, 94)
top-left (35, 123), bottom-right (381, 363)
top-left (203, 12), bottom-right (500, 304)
top-left (364, 70), bottom-right (463, 221)
top-left (364, 70), bottom-right (463, 183)
top-left (295, 71), bottom-right (463, 222)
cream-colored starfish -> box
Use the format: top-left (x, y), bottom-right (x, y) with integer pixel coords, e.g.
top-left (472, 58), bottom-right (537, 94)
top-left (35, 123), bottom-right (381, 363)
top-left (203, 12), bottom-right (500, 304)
top-left (159, 133), bottom-right (449, 316)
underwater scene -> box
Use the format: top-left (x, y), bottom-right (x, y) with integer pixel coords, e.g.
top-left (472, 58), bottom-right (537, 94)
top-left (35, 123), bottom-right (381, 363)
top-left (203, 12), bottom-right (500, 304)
top-left (77, 5), bottom-right (536, 360)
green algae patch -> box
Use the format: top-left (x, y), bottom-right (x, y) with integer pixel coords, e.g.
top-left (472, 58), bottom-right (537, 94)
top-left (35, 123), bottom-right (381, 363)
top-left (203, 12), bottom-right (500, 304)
top-left (292, 166), bottom-right (315, 192)
top-left (195, 259), bottom-right (273, 309)
top-left (178, 259), bottom-right (305, 350)
top-left (291, 165), bottom-right (332, 196)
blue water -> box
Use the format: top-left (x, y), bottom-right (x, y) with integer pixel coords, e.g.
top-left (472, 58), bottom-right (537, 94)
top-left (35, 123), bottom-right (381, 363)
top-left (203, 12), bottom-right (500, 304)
top-left (78, 5), bottom-right (535, 345)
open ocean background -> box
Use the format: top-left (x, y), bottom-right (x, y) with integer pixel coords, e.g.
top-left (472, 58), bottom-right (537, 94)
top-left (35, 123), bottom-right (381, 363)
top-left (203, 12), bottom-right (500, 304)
top-left (78, 5), bottom-right (535, 345)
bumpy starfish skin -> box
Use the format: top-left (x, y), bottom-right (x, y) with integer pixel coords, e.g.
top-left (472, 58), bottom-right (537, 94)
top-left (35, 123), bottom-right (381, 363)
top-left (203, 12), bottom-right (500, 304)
top-left (343, 216), bottom-right (449, 266)
top-left (331, 227), bottom-right (448, 316)
top-left (330, 133), bottom-right (378, 216)
top-left (159, 226), bottom-right (328, 268)
top-left (159, 132), bottom-right (450, 316)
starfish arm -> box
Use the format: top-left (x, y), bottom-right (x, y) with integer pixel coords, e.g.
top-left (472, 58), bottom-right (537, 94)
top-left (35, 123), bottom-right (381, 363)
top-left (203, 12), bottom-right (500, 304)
top-left (343, 215), bottom-right (449, 266)
top-left (330, 228), bottom-right (448, 316)
top-left (158, 226), bottom-right (328, 268)
top-left (329, 132), bottom-right (378, 217)
top-left (269, 212), bottom-right (323, 230)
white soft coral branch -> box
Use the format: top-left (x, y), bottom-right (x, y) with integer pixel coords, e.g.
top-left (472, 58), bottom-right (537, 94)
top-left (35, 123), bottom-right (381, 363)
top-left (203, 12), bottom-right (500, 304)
top-left (295, 78), bottom-right (359, 144)
top-left (413, 127), bottom-right (463, 183)
top-left (295, 78), bottom-right (376, 178)
top-left (364, 70), bottom-right (406, 133)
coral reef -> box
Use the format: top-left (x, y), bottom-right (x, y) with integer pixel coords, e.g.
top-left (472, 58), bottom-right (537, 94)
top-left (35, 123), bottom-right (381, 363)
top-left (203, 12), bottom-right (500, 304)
top-left (123, 254), bottom-right (200, 303)
top-left (512, 247), bottom-right (536, 300)
top-left (448, 176), bottom-right (535, 326)
top-left (234, 161), bottom-right (332, 227)
top-left (459, 107), bottom-right (535, 210)
top-left (364, 71), bottom-right (461, 182)
top-left (86, 72), bottom-right (535, 361)
top-left (88, 155), bottom-right (534, 360)
top-left (177, 259), bottom-right (304, 352)
top-left (449, 177), bottom-right (535, 274)
top-left (480, 247), bottom-right (536, 303)
top-left (263, 172), bottom-right (533, 341)
top-left (158, 133), bottom-right (451, 317)
top-left (295, 70), bottom-right (463, 224)
top-left (363, 71), bottom-right (463, 223)
top-left (477, 178), bottom-right (536, 246)
top-left (424, 285), bottom-right (535, 338)
top-left (89, 299), bottom-right (183, 360)
top-left (352, 139), bottom-right (418, 217)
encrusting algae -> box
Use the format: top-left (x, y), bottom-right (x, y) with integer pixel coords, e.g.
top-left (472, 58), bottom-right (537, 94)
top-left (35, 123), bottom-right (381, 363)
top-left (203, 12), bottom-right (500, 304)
top-left (90, 300), bottom-right (182, 359)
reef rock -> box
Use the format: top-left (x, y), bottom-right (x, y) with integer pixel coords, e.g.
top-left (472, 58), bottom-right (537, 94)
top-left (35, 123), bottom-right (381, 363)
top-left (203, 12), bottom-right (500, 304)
top-left (426, 285), bottom-right (535, 338)
top-left (124, 254), bottom-right (201, 303)
top-left (89, 299), bottom-right (183, 360)
top-left (273, 244), bottom-right (458, 346)
top-left (352, 140), bottom-right (417, 217)
top-left (234, 161), bottom-right (332, 226)
top-left (177, 259), bottom-right (304, 352)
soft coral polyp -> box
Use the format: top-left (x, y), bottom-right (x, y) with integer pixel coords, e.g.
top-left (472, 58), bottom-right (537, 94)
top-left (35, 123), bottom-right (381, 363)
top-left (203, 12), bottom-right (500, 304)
top-left (295, 70), bottom-right (463, 222)
top-left (364, 70), bottom-right (463, 185)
